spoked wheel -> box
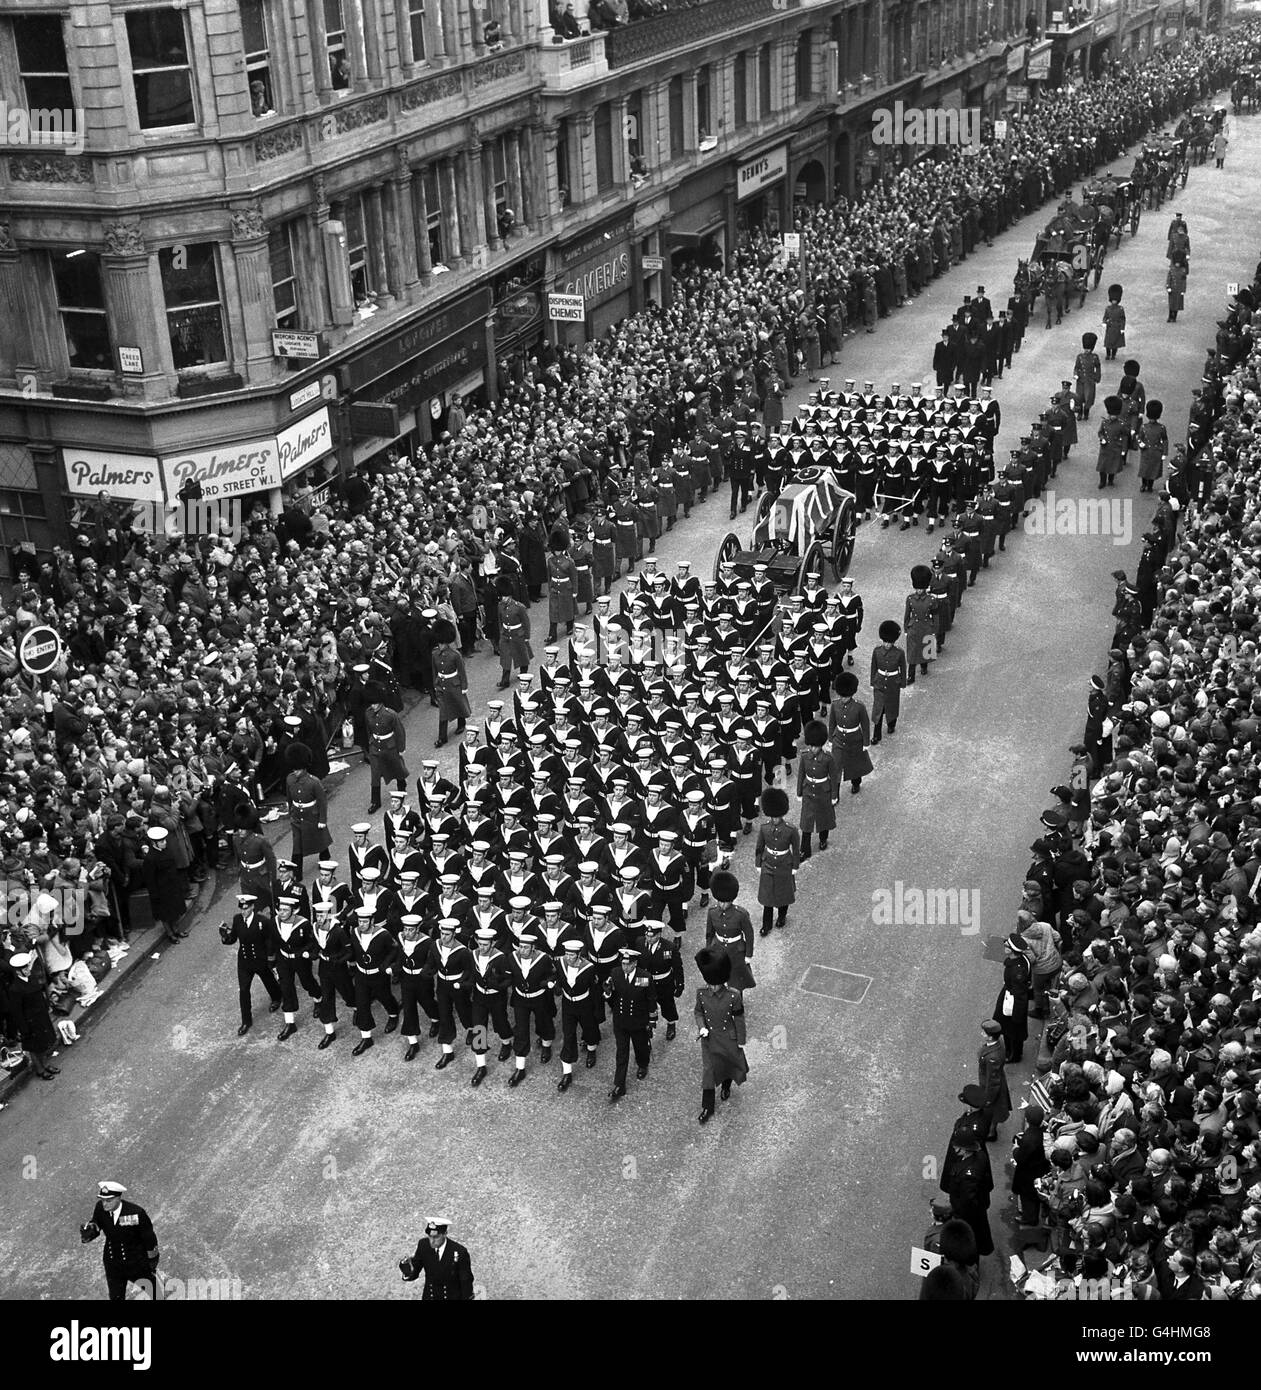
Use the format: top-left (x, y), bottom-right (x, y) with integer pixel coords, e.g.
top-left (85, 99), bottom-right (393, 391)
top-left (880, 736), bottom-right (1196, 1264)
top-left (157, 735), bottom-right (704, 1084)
top-left (755, 490), bottom-right (775, 524)
top-left (830, 496), bottom-right (857, 579)
top-left (795, 539), bottom-right (827, 595)
top-left (714, 531), bottom-right (741, 582)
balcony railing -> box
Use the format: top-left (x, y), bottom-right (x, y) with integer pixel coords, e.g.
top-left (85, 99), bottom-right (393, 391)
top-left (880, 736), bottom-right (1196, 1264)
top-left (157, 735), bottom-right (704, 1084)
top-left (538, 32), bottom-right (609, 89)
top-left (605, 0), bottom-right (790, 68)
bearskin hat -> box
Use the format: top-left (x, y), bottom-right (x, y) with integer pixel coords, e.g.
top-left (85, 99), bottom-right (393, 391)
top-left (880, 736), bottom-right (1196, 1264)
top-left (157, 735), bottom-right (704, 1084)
top-left (1107, 283), bottom-right (1122, 301)
top-left (834, 671), bottom-right (858, 698)
top-left (710, 869), bottom-right (739, 903)
top-left (431, 618), bottom-right (457, 646)
top-left (284, 742), bottom-right (312, 771)
top-left (1081, 331), bottom-right (1098, 349)
top-left (938, 1220), bottom-right (978, 1267)
top-left (803, 719), bottom-right (828, 747)
top-left (549, 528), bottom-right (569, 552)
top-left (694, 944), bottom-right (732, 987)
top-left (1104, 395), bottom-right (1122, 415)
top-left (879, 619), bottom-right (902, 642)
top-left (911, 564), bottom-right (933, 591)
top-left (760, 786), bottom-right (789, 818)
top-left (1146, 400), bottom-right (1163, 420)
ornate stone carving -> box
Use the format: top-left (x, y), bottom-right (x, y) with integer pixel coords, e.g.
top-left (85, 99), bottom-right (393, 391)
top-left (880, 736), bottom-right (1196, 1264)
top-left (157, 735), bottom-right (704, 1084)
top-left (103, 219), bottom-right (146, 257)
top-left (312, 172), bottom-right (327, 209)
top-left (230, 204), bottom-right (267, 241)
top-left (393, 146), bottom-right (412, 181)
top-left (471, 48), bottom-right (527, 87)
top-left (317, 95), bottom-right (389, 139)
top-left (0, 222), bottom-right (16, 254)
top-left (255, 124), bottom-right (304, 161)
top-left (401, 72), bottom-right (463, 109)
top-left (8, 154), bottom-right (92, 184)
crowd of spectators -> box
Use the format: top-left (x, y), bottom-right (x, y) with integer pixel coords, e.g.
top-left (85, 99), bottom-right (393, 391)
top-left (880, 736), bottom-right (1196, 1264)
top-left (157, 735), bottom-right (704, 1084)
top-left (0, 27), bottom-right (1256, 1083)
top-left (930, 261), bottom-right (1261, 1300)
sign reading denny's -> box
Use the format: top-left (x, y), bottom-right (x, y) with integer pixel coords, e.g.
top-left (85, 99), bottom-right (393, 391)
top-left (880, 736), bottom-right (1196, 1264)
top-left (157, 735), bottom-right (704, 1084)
top-left (160, 437), bottom-right (282, 502)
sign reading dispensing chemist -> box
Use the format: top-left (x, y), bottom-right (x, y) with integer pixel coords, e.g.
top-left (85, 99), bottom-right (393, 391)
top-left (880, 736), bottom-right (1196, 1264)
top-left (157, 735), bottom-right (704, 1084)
top-left (737, 144), bottom-right (788, 200)
top-left (548, 293), bottom-right (585, 322)
top-left (160, 437), bottom-right (282, 502)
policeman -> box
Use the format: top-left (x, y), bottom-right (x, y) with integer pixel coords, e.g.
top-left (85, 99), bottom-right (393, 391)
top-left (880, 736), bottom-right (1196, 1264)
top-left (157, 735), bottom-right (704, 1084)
top-left (365, 698), bottom-right (409, 814)
top-left (283, 743), bottom-right (330, 878)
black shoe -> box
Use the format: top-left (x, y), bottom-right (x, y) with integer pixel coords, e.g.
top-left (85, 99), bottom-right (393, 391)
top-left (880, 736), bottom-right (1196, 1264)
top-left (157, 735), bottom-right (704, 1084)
top-left (558, 1073), bottom-right (573, 1092)
top-left (384, 1015), bottom-right (399, 1035)
top-left (352, 1038), bottom-right (374, 1056)
top-left (509, 1069), bottom-right (526, 1087)
top-left (585, 1050), bottom-right (598, 1068)
top-left (608, 1085), bottom-right (626, 1103)
top-left (699, 1107), bottom-right (715, 1124)
top-left (720, 1081), bottom-right (732, 1100)
top-left (636, 1065), bottom-right (649, 1080)
top-left (368, 800), bottom-right (381, 814)
top-left (665, 1022), bottom-right (676, 1040)
top-left (237, 1022), bottom-right (251, 1037)
top-left (540, 1045), bottom-right (552, 1063)
top-left (759, 924), bottom-right (773, 937)
top-left (471, 1066), bottom-right (487, 1087)
top-left (428, 1021), bottom-right (440, 1038)
top-left (404, 1043), bottom-right (420, 1061)
top-left (318, 1032), bottom-right (336, 1049)
top-left (871, 734), bottom-right (881, 745)
top-left (435, 1051), bottom-right (454, 1070)
top-left (277, 1023), bottom-right (297, 1042)
top-left (498, 1043), bottom-right (513, 1062)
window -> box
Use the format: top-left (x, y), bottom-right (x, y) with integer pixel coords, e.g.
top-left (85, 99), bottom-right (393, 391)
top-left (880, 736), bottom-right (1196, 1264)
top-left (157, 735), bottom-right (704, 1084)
top-left (734, 54), bottom-right (747, 127)
top-left (423, 165), bottom-right (445, 265)
top-left (489, 135), bottom-right (513, 235)
top-left (324, 0), bottom-right (350, 87)
top-left (625, 90), bottom-right (646, 178)
top-left (240, 0), bottom-right (275, 115)
top-left (796, 31), bottom-right (813, 98)
top-left (696, 65), bottom-right (711, 139)
top-left (269, 223), bottom-right (299, 328)
top-left (126, 9), bottom-right (195, 128)
top-left (556, 117), bottom-right (571, 206)
top-left (406, 0), bottom-right (427, 61)
top-left (52, 251), bottom-right (111, 370)
top-left (758, 43), bottom-right (772, 115)
top-left (14, 16), bottom-right (74, 125)
top-left (0, 490), bottom-right (51, 557)
top-left (344, 194), bottom-right (373, 304)
top-left (668, 75), bottom-right (684, 159)
top-left (594, 103), bottom-right (614, 192)
top-left (159, 243), bottom-right (227, 370)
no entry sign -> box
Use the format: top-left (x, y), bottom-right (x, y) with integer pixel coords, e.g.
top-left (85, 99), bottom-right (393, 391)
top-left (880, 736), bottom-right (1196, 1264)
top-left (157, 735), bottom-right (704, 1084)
top-left (19, 625), bottom-right (63, 676)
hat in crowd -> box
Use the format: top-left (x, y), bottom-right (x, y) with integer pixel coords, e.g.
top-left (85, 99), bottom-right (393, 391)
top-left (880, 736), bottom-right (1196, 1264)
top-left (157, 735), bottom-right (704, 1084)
top-left (710, 870), bottom-right (739, 903)
top-left (695, 944), bottom-right (731, 987)
top-left (761, 787), bottom-right (789, 818)
top-left (878, 620), bottom-right (902, 642)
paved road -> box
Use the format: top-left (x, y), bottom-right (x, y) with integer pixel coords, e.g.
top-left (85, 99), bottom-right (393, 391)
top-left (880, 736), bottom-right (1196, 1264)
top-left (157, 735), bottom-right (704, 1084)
top-left (4, 111), bottom-right (1257, 1301)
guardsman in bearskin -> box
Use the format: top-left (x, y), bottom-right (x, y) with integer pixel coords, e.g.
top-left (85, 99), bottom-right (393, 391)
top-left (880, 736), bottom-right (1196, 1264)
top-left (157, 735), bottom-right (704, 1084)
top-left (827, 672), bottom-right (874, 796)
top-left (1074, 331), bottom-right (1101, 420)
top-left (694, 944), bottom-right (749, 1124)
top-left (796, 720), bottom-right (839, 859)
top-left (284, 743), bottom-right (330, 880)
top-left (904, 564), bottom-right (939, 684)
top-left (219, 890), bottom-right (281, 1035)
top-left (545, 529), bottom-right (578, 644)
top-left (431, 620), bottom-right (471, 749)
top-left (705, 869), bottom-right (756, 990)
top-left (754, 786), bottom-right (799, 936)
top-left (365, 692), bottom-right (408, 814)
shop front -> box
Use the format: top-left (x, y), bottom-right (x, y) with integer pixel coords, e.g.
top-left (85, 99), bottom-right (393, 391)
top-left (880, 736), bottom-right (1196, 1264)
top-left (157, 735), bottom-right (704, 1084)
top-left (790, 122), bottom-right (831, 214)
top-left (337, 287), bottom-right (492, 461)
top-left (492, 255), bottom-right (546, 392)
top-left (667, 164), bottom-right (728, 271)
top-left (734, 143), bottom-right (789, 244)
top-left (553, 216), bottom-right (636, 345)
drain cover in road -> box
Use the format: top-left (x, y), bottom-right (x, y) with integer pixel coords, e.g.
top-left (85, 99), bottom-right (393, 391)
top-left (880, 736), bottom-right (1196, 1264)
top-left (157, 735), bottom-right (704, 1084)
top-left (799, 965), bottom-right (872, 1003)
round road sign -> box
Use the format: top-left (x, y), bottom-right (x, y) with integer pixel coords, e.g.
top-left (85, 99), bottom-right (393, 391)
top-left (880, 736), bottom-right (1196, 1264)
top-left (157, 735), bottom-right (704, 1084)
top-left (18, 625), bottom-right (63, 676)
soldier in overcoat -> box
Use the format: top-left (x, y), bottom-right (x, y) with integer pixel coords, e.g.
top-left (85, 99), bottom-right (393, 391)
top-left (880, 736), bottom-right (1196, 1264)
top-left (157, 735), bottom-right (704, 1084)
top-left (796, 720), bottom-right (838, 858)
top-left (754, 786), bottom-right (799, 936)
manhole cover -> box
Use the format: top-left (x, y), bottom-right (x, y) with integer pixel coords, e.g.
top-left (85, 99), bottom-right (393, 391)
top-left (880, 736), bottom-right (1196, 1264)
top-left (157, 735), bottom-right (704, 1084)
top-left (798, 964), bottom-right (872, 1003)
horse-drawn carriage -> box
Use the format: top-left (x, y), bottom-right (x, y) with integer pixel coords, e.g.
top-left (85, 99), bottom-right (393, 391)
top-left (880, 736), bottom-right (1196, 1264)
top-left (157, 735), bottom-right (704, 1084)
top-left (1082, 175), bottom-right (1139, 250)
top-left (713, 466), bottom-right (858, 595)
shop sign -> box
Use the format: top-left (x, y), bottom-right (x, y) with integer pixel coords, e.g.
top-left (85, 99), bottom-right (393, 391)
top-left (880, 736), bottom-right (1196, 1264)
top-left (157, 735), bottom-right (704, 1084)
top-left (62, 447), bottom-right (163, 503)
top-left (277, 406), bottom-right (333, 480)
top-left (160, 437), bottom-right (281, 502)
top-left (737, 144), bottom-right (789, 199)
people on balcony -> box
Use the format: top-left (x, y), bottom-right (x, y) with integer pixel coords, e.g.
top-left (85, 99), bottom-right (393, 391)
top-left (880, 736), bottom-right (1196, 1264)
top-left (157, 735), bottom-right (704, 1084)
top-left (550, 1), bottom-right (583, 39)
top-left (589, 0), bottom-right (627, 28)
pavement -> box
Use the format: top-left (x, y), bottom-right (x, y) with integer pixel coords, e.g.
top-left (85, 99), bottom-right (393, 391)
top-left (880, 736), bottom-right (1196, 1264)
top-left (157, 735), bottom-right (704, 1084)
top-left (3, 106), bottom-right (1257, 1302)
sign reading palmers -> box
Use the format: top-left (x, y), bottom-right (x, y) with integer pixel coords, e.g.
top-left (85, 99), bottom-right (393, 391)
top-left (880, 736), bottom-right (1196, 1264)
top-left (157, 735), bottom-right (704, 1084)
top-left (62, 447), bottom-right (164, 503)
top-left (160, 438), bottom-right (282, 502)
top-left (276, 406), bottom-right (333, 480)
